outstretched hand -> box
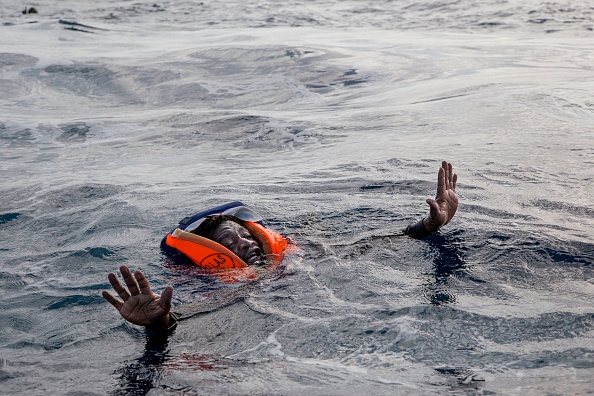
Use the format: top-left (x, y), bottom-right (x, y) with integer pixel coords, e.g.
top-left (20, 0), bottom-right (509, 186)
top-left (425, 161), bottom-right (458, 232)
top-left (102, 265), bottom-right (173, 329)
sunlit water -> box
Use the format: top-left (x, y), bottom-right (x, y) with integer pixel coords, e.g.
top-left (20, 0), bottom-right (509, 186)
top-left (1, 1), bottom-right (594, 395)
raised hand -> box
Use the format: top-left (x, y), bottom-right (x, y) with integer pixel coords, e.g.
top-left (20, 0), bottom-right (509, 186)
top-left (425, 161), bottom-right (458, 231)
top-left (102, 265), bottom-right (174, 329)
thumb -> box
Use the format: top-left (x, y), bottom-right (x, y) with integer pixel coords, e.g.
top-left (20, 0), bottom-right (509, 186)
top-left (159, 285), bottom-right (174, 312)
top-left (426, 198), bottom-right (439, 214)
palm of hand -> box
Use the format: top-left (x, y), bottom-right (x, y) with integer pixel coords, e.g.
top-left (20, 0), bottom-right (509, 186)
top-left (432, 189), bottom-right (458, 227)
top-left (119, 292), bottom-right (167, 327)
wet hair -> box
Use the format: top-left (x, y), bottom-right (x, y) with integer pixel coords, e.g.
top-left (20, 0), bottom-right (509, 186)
top-left (191, 215), bottom-right (241, 241)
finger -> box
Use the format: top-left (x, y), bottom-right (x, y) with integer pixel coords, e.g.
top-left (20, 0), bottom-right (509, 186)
top-left (442, 161), bottom-right (450, 190)
top-left (447, 162), bottom-right (454, 189)
top-left (134, 270), bottom-right (152, 296)
top-left (108, 272), bottom-right (130, 301)
top-left (120, 265), bottom-right (140, 296)
top-left (426, 198), bottom-right (439, 213)
top-left (102, 290), bottom-right (123, 311)
top-left (436, 166), bottom-right (445, 197)
top-left (159, 286), bottom-right (174, 312)
top-left (427, 198), bottom-right (443, 224)
top-left (452, 173), bottom-right (458, 191)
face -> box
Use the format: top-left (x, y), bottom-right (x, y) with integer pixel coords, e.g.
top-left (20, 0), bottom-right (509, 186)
top-left (211, 220), bottom-right (265, 266)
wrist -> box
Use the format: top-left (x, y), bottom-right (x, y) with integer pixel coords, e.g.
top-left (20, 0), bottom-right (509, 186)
top-left (159, 314), bottom-right (171, 329)
top-left (146, 312), bottom-right (178, 337)
top-left (405, 217), bottom-right (436, 239)
top-left (148, 313), bottom-right (171, 330)
top-left (423, 217), bottom-right (441, 233)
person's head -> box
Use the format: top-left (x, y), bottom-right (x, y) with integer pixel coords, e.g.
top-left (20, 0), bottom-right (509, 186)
top-left (193, 215), bottom-right (265, 266)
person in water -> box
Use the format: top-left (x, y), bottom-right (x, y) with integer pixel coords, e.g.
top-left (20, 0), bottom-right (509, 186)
top-left (102, 161), bottom-right (458, 331)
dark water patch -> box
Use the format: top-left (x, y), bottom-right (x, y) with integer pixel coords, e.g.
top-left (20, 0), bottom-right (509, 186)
top-left (57, 122), bottom-right (90, 143)
top-left (0, 212), bottom-right (20, 225)
top-left (360, 184), bottom-right (384, 190)
top-left (87, 246), bottom-right (116, 259)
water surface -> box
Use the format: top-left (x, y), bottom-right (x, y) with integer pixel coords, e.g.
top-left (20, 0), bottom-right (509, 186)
top-left (1, 1), bottom-right (594, 395)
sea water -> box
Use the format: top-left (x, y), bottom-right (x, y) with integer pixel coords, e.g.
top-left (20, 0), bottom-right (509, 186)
top-left (1, 1), bottom-right (594, 395)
